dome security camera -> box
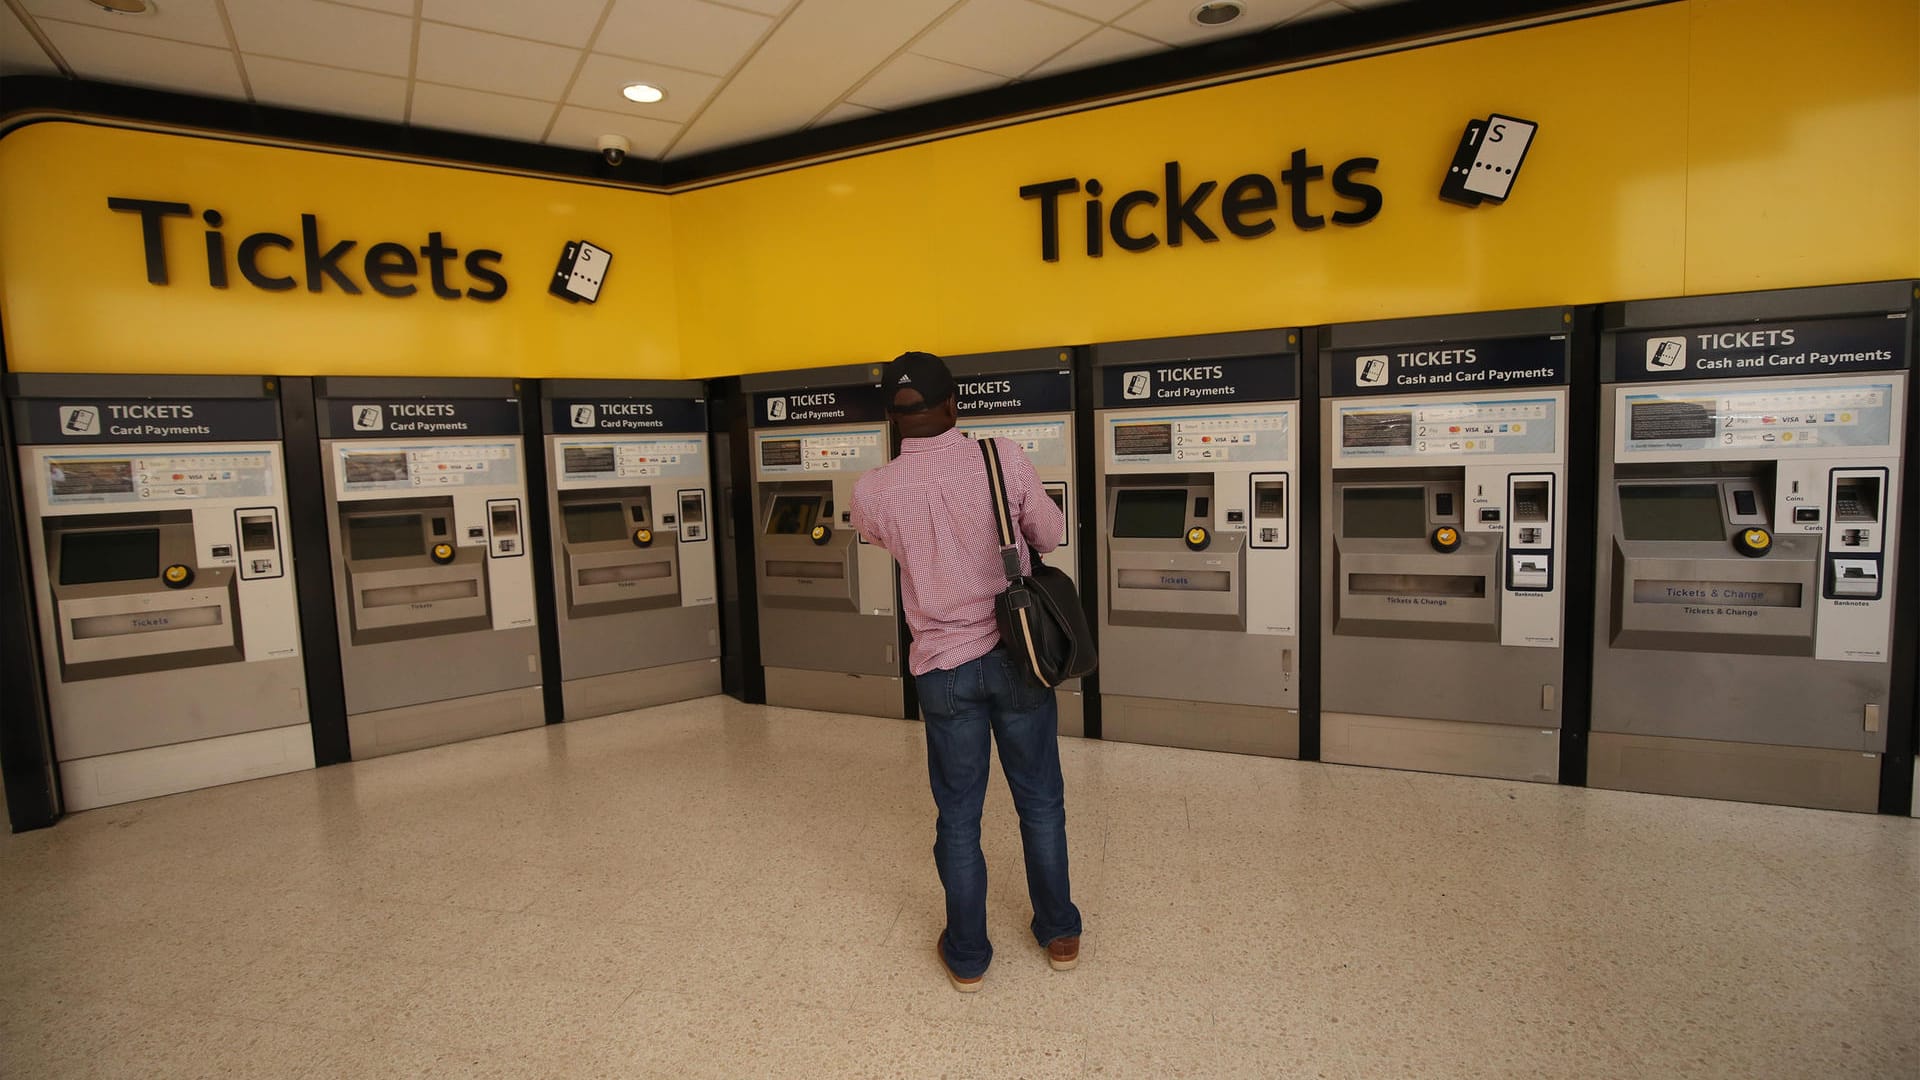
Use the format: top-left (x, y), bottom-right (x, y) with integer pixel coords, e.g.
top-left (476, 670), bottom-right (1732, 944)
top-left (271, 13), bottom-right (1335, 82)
top-left (597, 134), bottom-right (631, 166)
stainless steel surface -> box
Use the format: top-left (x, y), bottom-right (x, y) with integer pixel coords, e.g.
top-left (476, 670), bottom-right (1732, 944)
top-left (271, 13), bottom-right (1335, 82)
top-left (561, 658), bottom-right (723, 721)
top-left (1588, 732), bottom-right (1881, 813)
top-left (765, 667), bottom-right (908, 719)
top-left (1101, 695), bottom-right (1297, 758)
top-left (1322, 711), bottom-right (1558, 782)
top-left (346, 685), bottom-right (545, 759)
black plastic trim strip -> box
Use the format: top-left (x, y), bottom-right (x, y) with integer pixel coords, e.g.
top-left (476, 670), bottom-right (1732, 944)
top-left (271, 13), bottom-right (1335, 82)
top-left (1297, 331), bottom-right (1322, 762)
top-left (0, 344), bottom-right (62, 830)
top-left (277, 377), bottom-right (351, 767)
top-left (708, 378), bottom-right (764, 704)
top-left (1879, 284), bottom-right (1919, 815)
top-left (1070, 346), bottom-right (1103, 741)
top-left (1559, 306), bottom-right (1602, 786)
top-left (519, 383), bottom-right (565, 725)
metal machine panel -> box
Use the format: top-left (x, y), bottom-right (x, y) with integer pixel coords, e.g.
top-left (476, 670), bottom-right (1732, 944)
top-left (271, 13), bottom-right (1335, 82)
top-left (1091, 329), bottom-right (1302, 758)
top-left (745, 364), bottom-right (905, 719)
top-left (1319, 309), bottom-right (1574, 782)
top-left (11, 371), bottom-right (313, 811)
top-left (318, 383), bottom-right (544, 753)
top-left (1591, 285), bottom-right (1912, 810)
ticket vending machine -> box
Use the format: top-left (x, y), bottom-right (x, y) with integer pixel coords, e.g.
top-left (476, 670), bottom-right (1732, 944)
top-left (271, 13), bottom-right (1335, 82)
top-left (542, 380), bottom-right (720, 719)
top-left (316, 378), bottom-right (543, 758)
top-left (947, 348), bottom-right (1086, 735)
top-left (1091, 330), bottom-right (1302, 757)
top-left (1591, 282), bottom-right (1912, 812)
top-left (11, 375), bottom-right (312, 810)
top-left (742, 366), bottom-right (907, 718)
top-left (1320, 308), bottom-right (1573, 782)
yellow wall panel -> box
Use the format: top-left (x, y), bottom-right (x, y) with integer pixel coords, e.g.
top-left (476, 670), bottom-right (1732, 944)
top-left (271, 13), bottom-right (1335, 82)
top-left (0, 124), bottom-right (682, 378)
top-left (1683, 0), bottom-right (1920, 294)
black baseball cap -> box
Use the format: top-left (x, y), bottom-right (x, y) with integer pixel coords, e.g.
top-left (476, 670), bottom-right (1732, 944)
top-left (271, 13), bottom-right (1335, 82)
top-left (884, 351), bottom-right (956, 408)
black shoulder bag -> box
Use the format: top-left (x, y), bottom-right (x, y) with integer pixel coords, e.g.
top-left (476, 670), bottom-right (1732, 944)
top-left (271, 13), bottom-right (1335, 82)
top-left (979, 436), bottom-right (1097, 687)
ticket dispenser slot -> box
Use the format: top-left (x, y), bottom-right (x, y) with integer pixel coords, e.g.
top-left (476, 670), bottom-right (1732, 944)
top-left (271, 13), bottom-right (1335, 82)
top-left (1825, 469), bottom-right (1886, 600)
top-left (1106, 478), bottom-right (1246, 632)
top-left (341, 501), bottom-right (490, 644)
top-left (235, 508), bottom-right (284, 580)
top-left (1333, 478), bottom-right (1499, 641)
top-left (1045, 482), bottom-right (1069, 547)
top-left (45, 512), bottom-right (243, 679)
top-left (759, 483), bottom-right (858, 613)
top-left (1506, 474), bottom-right (1554, 591)
top-left (559, 493), bottom-right (679, 617)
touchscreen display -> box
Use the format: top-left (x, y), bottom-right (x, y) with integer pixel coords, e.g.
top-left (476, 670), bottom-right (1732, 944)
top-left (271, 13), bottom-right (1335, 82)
top-left (1619, 484), bottom-right (1727, 541)
top-left (1342, 487), bottom-right (1426, 538)
top-left (563, 503), bottom-right (628, 543)
top-left (563, 446), bottom-right (616, 474)
top-left (765, 495), bottom-right (821, 535)
top-left (346, 514), bottom-right (424, 560)
top-left (58, 528), bottom-right (160, 586)
top-left (1111, 489), bottom-right (1189, 538)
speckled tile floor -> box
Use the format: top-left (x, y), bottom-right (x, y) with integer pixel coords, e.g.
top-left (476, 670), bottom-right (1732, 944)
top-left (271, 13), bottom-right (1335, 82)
top-left (2, 695), bottom-right (1915, 1079)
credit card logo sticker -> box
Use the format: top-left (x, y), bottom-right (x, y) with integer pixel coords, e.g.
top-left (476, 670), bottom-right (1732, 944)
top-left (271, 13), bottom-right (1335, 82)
top-left (1646, 337), bottom-right (1687, 372)
top-left (353, 405), bottom-right (385, 431)
top-left (59, 406), bottom-right (100, 436)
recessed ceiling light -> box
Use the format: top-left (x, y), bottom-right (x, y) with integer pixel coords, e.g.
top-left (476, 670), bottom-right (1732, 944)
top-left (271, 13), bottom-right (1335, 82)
top-left (89, 0), bottom-right (154, 12)
top-left (622, 83), bottom-right (665, 104)
top-left (1190, 1), bottom-right (1244, 27)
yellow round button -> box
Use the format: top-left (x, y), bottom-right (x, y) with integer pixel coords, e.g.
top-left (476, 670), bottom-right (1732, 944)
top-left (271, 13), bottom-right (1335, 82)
top-left (1188, 528), bottom-right (1206, 543)
top-left (633, 528), bottom-right (653, 547)
top-left (1437, 528), bottom-right (1458, 545)
top-left (163, 564), bottom-right (190, 583)
top-left (1736, 528), bottom-right (1772, 558)
top-left (430, 543), bottom-right (455, 564)
top-left (1745, 529), bottom-right (1770, 548)
top-left (811, 525), bottom-right (827, 540)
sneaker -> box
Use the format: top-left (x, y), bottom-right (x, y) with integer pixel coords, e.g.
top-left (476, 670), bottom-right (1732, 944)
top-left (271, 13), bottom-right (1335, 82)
top-left (936, 935), bottom-right (983, 993)
top-left (1046, 935), bottom-right (1080, 971)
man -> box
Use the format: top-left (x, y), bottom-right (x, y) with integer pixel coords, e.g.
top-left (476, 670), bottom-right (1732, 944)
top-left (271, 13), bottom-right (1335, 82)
top-left (850, 351), bottom-right (1083, 993)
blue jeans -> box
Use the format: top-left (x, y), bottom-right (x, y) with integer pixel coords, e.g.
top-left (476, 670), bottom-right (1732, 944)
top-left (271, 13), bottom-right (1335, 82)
top-left (916, 648), bottom-right (1082, 979)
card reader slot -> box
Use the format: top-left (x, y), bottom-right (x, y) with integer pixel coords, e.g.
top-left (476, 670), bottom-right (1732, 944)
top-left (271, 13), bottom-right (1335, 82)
top-left (1347, 573), bottom-right (1486, 599)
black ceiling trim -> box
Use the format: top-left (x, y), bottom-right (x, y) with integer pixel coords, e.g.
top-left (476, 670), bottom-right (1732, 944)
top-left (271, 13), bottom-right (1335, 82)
top-left (0, 0), bottom-right (1654, 191)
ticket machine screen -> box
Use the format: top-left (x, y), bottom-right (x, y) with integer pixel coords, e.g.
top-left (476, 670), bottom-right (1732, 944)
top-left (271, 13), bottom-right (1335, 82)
top-left (1111, 489), bottom-right (1188, 538)
top-left (563, 502), bottom-right (629, 543)
top-left (1342, 487), bottom-right (1426, 538)
top-left (347, 514), bottom-right (426, 560)
top-left (59, 529), bottom-right (159, 585)
top-left (1619, 484), bottom-right (1726, 541)
top-left (766, 495), bottom-right (823, 536)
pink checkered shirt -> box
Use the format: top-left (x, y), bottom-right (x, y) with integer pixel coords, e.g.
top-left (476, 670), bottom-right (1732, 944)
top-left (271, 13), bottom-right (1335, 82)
top-left (850, 428), bottom-right (1064, 676)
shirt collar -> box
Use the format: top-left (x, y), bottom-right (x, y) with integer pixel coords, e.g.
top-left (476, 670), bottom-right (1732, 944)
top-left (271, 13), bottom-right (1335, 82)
top-left (899, 428), bottom-right (970, 454)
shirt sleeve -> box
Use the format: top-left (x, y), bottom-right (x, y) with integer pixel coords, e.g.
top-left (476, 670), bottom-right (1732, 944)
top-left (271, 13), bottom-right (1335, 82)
top-left (849, 476), bottom-right (887, 551)
top-left (1003, 439), bottom-right (1064, 556)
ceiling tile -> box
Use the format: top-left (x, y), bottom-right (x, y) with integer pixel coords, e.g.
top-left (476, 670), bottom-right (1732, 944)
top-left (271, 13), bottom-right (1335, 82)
top-left (596, 0), bottom-right (773, 77)
top-left (1033, 0), bottom-right (1142, 19)
top-left (245, 55), bottom-right (408, 122)
top-left (567, 53), bottom-right (720, 125)
top-left (546, 104), bottom-right (681, 159)
top-left (410, 82), bottom-right (559, 142)
top-left (1281, 0), bottom-right (1354, 21)
top-left (318, 0), bottom-right (416, 13)
top-left (845, 53), bottom-right (1006, 112)
top-left (812, 101), bottom-right (880, 128)
top-left (415, 22), bottom-right (584, 101)
top-left (1117, 0), bottom-right (1319, 45)
top-left (38, 20), bottom-right (244, 98)
top-left (224, 0), bottom-right (413, 75)
top-left (666, 0), bottom-right (953, 158)
top-left (1025, 25), bottom-right (1163, 78)
top-left (23, 0), bottom-right (230, 47)
top-left (705, 0), bottom-right (794, 14)
top-left (1, 7), bottom-right (59, 75)
top-left (914, 0), bottom-right (1096, 79)
top-left (421, 0), bottom-right (608, 48)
